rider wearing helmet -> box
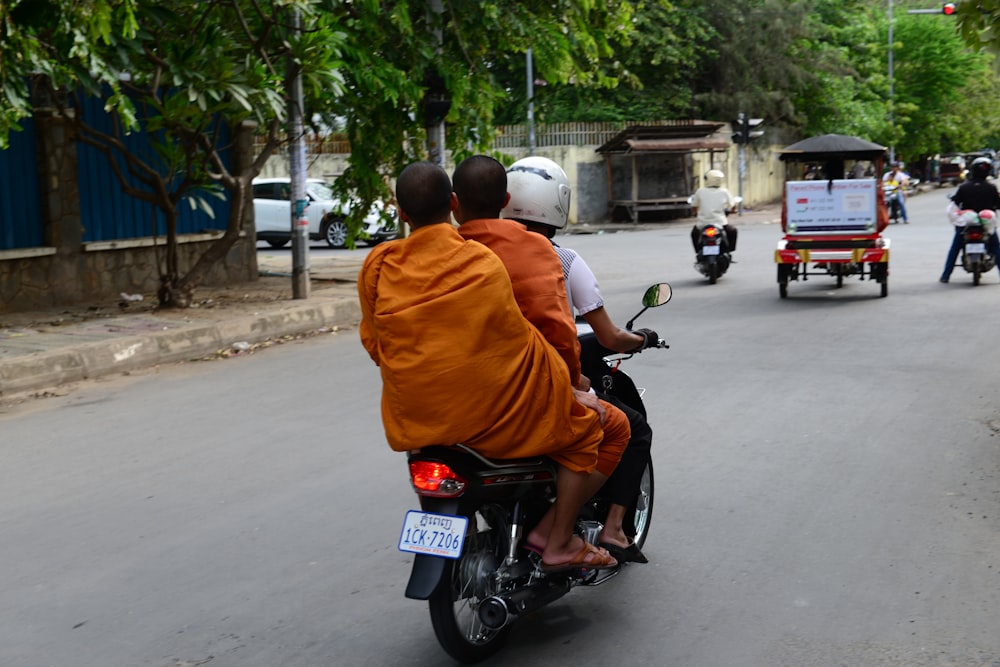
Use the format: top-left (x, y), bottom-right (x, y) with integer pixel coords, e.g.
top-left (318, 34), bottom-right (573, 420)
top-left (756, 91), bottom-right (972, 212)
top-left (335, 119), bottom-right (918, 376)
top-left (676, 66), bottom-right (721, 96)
top-left (940, 156), bottom-right (1000, 282)
top-left (502, 155), bottom-right (657, 563)
top-left (689, 169), bottom-right (739, 253)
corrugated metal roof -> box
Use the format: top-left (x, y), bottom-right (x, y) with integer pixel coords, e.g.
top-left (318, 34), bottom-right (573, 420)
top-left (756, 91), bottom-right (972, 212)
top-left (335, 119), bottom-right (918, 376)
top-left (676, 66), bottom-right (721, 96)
top-left (596, 122), bottom-right (728, 154)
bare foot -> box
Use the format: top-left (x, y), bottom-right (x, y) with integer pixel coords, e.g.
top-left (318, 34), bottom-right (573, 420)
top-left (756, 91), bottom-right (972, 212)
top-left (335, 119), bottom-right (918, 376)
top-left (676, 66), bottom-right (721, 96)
top-left (597, 529), bottom-right (632, 549)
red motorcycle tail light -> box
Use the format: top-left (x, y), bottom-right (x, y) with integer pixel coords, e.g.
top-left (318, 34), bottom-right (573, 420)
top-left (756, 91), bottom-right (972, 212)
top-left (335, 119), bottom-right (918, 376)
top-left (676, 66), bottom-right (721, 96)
top-left (409, 461), bottom-right (468, 497)
top-left (967, 230), bottom-right (984, 241)
top-left (703, 226), bottom-right (720, 238)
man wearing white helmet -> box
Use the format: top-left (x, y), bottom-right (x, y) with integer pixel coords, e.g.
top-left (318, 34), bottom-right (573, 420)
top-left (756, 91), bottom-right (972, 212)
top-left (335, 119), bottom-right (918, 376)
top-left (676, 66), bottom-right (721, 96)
top-left (689, 168), bottom-right (738, 253)
top-left (501, 155), bottom-right (659, 564)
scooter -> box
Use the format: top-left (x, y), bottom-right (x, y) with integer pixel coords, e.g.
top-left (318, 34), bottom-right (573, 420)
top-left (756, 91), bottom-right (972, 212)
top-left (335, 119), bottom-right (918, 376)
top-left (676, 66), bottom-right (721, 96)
top-left (959, 209), bottom-right (998, 285)
top-left (694, 222), bottom-right (732, 284)
top-left (690, 196), bottom-right (740, 284)
top-left (883, 184), bottom-right (904, 223)
top-left (398, 283), bottom-right (671, 663)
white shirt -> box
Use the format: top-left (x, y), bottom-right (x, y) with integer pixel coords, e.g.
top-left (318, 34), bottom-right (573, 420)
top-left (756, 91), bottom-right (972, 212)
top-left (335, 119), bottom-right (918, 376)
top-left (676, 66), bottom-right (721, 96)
top-left (689, 186), bottom-right (736, 228)
top-left (553, 245), bottom-right (603, 317)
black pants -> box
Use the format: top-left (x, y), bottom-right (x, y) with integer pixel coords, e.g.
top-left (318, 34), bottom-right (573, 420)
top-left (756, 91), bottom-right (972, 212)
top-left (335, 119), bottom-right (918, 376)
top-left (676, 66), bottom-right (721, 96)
top-left (599, 392), bottom-right (653, 508)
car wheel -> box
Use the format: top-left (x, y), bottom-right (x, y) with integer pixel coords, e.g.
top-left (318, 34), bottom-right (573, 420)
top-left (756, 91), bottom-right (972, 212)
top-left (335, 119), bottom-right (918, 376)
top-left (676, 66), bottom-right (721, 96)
top-left (322, 217), bottom-right (348, 248)
top-left (266, 239), bottom-right (289, 249)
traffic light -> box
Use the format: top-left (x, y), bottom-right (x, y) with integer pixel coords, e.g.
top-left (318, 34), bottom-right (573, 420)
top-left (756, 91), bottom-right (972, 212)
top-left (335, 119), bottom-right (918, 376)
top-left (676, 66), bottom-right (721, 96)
top-left (942, 2), bottom-right (956, 14)
top-left (732, 115), bottom-right (765, 144)
top-left (422, 70), bottom-right (451, 126)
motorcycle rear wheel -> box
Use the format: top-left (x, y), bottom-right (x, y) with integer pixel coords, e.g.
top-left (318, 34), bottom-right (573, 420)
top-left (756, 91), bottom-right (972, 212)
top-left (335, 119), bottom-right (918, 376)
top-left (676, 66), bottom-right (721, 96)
top-left (428, 506), bottom-right (511, 663)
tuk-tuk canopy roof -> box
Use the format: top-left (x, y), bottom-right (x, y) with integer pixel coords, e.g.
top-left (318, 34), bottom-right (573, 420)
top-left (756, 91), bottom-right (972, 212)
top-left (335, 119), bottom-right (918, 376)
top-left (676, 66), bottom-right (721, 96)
top-left (779, 134), bottom-right (887, 161)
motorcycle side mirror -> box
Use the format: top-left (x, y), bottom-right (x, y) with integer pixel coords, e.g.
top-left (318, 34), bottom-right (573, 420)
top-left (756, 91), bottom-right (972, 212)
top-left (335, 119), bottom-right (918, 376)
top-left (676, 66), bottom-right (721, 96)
top-left (627, 283), bottom-right (672, 330)
top-left (641, 282), bottom-right (672, 307)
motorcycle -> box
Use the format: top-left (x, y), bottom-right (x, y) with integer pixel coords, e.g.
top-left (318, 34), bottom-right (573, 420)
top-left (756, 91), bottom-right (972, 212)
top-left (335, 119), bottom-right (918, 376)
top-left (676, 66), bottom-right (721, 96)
top-left (398, 283), bottom-right (672, 663)
top-left (883, 183), bottom-right (904, 224)
top-left (956, 208), bottom-right (998, 285)
top-left (691, 196), bottom-right (741, 284)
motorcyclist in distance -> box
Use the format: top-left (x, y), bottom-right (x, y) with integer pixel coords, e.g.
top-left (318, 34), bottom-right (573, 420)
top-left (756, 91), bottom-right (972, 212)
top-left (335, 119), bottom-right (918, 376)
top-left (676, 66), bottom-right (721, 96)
top-left (940, 156), bottom-right (1000, 283)
top-left (689, 169), bottom-right (738, 255)
top-left (502, 155), bottom-right (657, 564)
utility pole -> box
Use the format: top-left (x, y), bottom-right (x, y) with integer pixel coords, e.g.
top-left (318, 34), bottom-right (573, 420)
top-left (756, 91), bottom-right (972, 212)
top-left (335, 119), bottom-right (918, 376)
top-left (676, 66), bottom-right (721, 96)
top-left (527, 48), bottom-right (536, 156)
top-left (425, 0), bottom-right (446, 166)
top-left (288, 7), bottom-right (310, 299)
top-left (731, 113), bottom-right (764, 215)
top-left (888, 0), bottom-right (896, 164)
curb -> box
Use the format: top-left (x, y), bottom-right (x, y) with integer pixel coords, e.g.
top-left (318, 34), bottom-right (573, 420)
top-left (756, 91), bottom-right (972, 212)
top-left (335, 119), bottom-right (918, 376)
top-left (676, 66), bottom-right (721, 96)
top-left (0, 295), bottom-right (361, 397)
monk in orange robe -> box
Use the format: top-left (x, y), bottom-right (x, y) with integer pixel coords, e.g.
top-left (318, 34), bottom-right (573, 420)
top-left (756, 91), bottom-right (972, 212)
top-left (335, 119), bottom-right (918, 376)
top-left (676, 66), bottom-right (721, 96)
top-left (359, 161), bottom-right (620, 570)
top-left (451, 154), bottom-right (632, 560)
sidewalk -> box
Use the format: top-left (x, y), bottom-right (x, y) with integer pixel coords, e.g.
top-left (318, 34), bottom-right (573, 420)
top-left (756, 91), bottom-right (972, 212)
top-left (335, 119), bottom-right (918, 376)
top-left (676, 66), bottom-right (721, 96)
top-left (0, 256), bottom-right (366, 399)
top-left (1, 209), bottom-right (785, 399)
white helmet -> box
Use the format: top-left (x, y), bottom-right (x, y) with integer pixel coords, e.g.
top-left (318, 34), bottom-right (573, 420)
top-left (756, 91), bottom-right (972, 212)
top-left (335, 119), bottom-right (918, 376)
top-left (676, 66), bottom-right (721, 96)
top-left (705, 169), bottom-right (726, 188)
top-left (501, 156), bottom-right (571, 230)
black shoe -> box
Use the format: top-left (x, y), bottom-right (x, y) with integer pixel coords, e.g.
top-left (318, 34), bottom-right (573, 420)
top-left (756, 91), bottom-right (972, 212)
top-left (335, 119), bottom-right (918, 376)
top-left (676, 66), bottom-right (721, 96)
top-left (598, 541), bottom-right (648, 564)
top-left (939, 276), bottom-right (949, 283)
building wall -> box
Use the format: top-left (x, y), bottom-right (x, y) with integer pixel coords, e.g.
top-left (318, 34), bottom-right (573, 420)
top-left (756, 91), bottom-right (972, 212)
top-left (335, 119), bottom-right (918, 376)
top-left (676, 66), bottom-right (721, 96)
top-left (270, 141), bottom-right (785, 227)
top-left (0, 115), bottom-right (257, 312)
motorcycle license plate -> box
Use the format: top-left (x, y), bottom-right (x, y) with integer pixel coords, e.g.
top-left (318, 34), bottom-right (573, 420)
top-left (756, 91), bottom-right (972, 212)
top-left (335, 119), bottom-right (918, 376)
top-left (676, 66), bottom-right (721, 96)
top-left (967, 243), bottom-right (986, 254)
top-left (398, 510), bottom-right (468, 559)
top-left (702, 245), bottom-right (720, 256)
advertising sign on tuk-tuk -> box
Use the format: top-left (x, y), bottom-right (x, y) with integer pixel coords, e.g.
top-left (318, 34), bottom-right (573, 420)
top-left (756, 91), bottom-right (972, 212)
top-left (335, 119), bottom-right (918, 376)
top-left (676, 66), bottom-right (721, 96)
top-left (785, 179), bottom-right (878, 235)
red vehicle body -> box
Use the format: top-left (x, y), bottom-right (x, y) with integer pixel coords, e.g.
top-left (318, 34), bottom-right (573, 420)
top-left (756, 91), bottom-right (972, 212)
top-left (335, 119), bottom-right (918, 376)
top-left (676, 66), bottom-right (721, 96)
top-left (775, 134), bottom-right (891, 298)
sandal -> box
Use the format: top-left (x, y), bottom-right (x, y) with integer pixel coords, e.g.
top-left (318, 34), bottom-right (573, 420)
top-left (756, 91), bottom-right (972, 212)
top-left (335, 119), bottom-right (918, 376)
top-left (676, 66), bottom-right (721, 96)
top-left (540, 542), bottom-right (618, 573)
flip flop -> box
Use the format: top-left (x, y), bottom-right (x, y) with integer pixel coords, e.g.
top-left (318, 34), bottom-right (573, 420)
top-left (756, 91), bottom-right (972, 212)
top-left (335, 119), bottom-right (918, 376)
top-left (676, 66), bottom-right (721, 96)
top-left (598, 540), bottom-right (648, 564)
top-left (540, 542), bottom-right (618, 573)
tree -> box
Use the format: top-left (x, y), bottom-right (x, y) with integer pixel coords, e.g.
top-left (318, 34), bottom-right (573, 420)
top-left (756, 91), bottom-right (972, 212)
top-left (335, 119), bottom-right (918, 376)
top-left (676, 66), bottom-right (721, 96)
top-left (320, 0), bottom-right (640, 198)
top-left (492, 0), bottom-right (717, 125)
top-left (0, 0), bottom-right (140, 149)
top-left (2, 0), bottom-right (642, 307)
top-left (2, 0), bottom-right (344, 307)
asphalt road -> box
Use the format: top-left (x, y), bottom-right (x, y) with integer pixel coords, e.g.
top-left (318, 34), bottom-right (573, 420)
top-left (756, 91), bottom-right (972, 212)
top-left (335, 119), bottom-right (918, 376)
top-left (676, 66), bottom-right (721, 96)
top-left (2, 187), bottom-right (999, 666)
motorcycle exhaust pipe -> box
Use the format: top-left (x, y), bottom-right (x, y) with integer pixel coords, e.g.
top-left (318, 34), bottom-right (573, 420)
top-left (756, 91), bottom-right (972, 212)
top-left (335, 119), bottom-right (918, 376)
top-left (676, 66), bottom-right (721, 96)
top-left (478, 579), bottom-right (572, 630)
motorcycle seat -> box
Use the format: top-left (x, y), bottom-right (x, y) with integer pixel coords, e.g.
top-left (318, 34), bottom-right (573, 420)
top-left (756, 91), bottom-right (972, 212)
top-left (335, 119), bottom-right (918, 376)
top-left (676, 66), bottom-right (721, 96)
top-left (417, 444), bottom-right (552, 470)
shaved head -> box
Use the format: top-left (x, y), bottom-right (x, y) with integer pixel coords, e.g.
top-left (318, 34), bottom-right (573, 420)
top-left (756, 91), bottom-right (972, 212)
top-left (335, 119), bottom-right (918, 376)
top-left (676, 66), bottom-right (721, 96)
top-left (453, 155), bottom-right (508, 221)
top-left (396, 161), bottom-right (453, 228)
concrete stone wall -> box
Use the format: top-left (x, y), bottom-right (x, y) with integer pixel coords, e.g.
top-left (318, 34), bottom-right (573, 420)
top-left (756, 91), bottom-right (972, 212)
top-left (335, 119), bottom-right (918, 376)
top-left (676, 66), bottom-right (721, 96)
top-left (1, 116), bottom-right (257, 313)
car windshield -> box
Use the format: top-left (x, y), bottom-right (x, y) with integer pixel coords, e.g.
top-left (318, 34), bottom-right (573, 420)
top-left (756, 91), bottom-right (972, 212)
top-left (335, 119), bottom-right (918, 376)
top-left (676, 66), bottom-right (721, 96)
top-left (306, 181), bottom-right (336, 201)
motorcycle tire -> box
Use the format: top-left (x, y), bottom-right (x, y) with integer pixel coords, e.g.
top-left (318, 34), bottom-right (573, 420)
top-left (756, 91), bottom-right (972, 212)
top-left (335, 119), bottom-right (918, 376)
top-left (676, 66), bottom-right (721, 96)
top-left (630, 458), bottom-right (655, 549)
top-left (708, 261), bottom-right (718, 285)
top-left (428, 505), bottom-right (511, 663)
top-left (974, 269), bottom-right (981, 286)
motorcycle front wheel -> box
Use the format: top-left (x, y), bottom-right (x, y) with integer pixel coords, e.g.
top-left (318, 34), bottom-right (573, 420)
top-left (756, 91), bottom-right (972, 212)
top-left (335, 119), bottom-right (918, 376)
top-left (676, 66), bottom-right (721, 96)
top-left (428, 506), bottom-right (511, 663)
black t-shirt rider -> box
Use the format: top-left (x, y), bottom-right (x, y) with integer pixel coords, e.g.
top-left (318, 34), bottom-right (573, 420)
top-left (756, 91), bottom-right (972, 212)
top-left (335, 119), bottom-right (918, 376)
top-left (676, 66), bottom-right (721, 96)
top-left (951, 173), bottom-right (1000, 212)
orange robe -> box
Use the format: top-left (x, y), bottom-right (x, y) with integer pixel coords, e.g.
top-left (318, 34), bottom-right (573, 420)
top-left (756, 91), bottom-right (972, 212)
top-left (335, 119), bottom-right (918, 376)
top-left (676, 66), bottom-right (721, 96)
top-left (358, 223), bottom-right (603, 473)
top-left (458, 218), bottom-right (581, 385)
top-left (457, 218), bottom-right (629, 477)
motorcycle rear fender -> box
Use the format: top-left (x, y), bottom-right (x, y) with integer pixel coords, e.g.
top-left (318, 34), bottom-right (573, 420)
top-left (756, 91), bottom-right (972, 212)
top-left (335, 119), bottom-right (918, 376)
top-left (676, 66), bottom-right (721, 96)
top-left (404, 497), bottom-right (460, 600)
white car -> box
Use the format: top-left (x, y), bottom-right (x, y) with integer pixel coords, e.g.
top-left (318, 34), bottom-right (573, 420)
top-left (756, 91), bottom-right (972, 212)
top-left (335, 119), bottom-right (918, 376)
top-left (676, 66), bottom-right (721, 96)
top-left (252, 177), bottom-right (398, 248)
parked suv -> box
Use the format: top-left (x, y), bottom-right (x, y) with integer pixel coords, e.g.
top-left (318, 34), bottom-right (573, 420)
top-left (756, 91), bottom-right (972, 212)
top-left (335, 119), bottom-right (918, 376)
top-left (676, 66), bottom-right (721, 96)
top-left (252, 177), bottom-right (398, 248)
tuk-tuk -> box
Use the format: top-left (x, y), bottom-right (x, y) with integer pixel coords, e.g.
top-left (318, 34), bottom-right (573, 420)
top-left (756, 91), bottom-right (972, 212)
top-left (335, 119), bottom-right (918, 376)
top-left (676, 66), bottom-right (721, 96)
top-left (775, 134), bottom-right (891, 298)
